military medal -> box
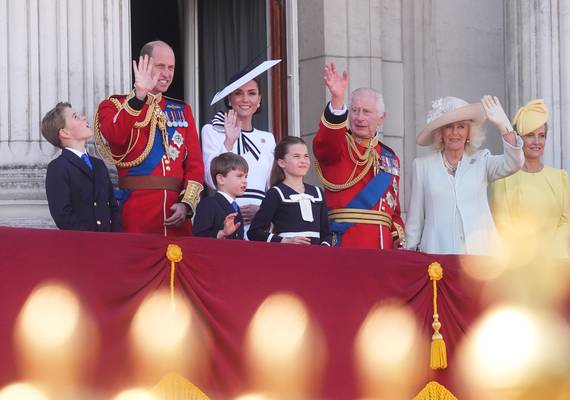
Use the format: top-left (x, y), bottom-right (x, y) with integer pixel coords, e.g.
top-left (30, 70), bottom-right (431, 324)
top-left (172, 111), bottom-right (179, 128)
top-left (179, 110), bottom-right (188, 127)
top-left (172, 131), bottom-right (184, 148)
top-left (392, 179), bottom-right (399, 195)
top-left (168, 146), bottom-right (180, 161)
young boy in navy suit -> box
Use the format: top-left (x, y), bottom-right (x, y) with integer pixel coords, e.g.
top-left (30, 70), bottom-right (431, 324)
top-left (41, 102), bottom-right (121, 231)
top-left (193, 153), bottom-right (247, 239)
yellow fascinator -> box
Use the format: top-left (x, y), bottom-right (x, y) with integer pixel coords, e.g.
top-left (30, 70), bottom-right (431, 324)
top-left (512, 99), bottom-right (549, 136)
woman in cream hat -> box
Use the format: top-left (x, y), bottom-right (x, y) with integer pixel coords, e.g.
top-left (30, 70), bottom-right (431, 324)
top-left (491, 100), bottom-right (570, 258)
top-left (405, 95), bottom-right (524, 255)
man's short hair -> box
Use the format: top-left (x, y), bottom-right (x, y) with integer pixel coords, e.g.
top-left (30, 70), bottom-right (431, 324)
top-left (210, 152), bottom-right (249, 188)
top-left (351, 87), bottom-right (385, 114)
top-left (41, 102), bottom-right (71, 148)
top-left (140, 40), bottom-right (173, 58)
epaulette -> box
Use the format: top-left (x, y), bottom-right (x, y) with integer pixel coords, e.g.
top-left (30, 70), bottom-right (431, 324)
top-left (108, 94), bottom-right (128, 101)
top-left (163, 95), bottom-right (186, 105)
top-left (381, 142), bottom-right (397, 158)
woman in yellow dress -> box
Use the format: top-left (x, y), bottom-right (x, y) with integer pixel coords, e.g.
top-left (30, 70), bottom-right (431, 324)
top-left (491, 99), bottom-right (570, 258)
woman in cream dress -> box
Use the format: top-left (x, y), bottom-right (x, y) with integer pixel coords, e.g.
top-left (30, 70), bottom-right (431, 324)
top-left (405, 96), bottom-right (524, 255)
top-left (491, 99), bottom-right (570, 258)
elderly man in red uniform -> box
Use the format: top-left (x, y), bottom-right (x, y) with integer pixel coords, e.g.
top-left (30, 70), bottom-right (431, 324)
top-left (95, 41), bottom-right (204, 236)
top-left (313, 63), bottom-right (405, 249)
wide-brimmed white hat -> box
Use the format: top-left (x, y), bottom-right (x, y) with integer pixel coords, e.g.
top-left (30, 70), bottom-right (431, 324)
top-left (416, 97), bottom-right (486, 146)
top-left (210, 60), bottom-right (281, 105)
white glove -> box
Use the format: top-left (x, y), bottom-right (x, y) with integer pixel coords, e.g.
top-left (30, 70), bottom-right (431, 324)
top-left (481, 95), bottom-right (514, 135)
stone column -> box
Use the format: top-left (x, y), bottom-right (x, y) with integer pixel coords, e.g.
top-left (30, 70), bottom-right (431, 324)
top-left (297, 0), bottom-right (406, 195)
top-left (504, 0), bottom-right (568, 169)
top-left (0, 0), bottom-right (131, 227)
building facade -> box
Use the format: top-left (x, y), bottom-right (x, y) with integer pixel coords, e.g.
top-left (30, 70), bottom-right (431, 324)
top-left (1, 0), bottom-right (568, 228)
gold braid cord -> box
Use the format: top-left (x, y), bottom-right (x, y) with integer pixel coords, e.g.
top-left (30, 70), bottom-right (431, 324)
top-left (314, 132), bottom-right (380, 192)
top-left (94, 95), bottom-right (165, 168)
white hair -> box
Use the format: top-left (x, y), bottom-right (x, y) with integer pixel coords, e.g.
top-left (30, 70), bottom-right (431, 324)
top-left (350, 87), bottom-right (385, 114)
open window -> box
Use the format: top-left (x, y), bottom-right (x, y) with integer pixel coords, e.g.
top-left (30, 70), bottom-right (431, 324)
top-left (130, 0), bottom-right (288, 139)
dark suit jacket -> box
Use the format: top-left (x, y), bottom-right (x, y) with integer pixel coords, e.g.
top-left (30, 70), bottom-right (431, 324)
top-left (45, 149), bottom-right (122, 231)
top-left (192, 192), bottom-right (244, 239)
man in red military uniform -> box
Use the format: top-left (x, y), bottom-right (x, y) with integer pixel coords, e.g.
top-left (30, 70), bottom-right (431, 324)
top-left (313, 63), bottom-right (405, 249)
top-left (95, 41), bottom-right (204, 236)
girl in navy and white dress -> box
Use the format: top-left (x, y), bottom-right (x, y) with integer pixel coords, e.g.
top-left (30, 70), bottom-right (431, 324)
top-left (249, 137), bottom-right (332, 245)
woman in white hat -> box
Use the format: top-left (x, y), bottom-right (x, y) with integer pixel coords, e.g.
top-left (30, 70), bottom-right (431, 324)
top-left (405, 95), bottom-right (524, 255)
top-left (491, 99), bottom-right (570, 258)
top-left (201, 61), bottom-right (280, 236)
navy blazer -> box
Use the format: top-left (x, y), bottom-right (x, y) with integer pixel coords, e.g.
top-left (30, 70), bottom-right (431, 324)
top-left (192, 192), bottom-right (244, 239)
top-left (45, 149), bottom-right (121, 231)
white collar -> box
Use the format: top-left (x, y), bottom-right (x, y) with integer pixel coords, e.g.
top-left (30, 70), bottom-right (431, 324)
top-left (217, 190), bottom-right (236, 204)
top-left (65, 147), bottom-right (87, 159)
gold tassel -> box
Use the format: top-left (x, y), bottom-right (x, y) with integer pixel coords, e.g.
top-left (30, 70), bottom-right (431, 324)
top-left (412, 381), bottom-right (458, 400)
top-left (152, 372), bottom-right (210, 400)
top-left (166, 244), bottom-right (183, 309)
top-left (428, 262), bottom-right (447, 370)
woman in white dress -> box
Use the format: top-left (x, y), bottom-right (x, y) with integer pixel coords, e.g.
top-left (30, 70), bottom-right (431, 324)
top-left (201, 63), bottom-right (279, 235)
top-left (404, 96), bottom-right (524, 255)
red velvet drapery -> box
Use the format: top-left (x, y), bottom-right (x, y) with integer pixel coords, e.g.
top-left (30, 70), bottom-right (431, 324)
top-left (0, 227), bottom-right (491, 399)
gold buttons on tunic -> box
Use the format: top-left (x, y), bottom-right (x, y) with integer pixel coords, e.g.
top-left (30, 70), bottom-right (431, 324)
top-left (166, 166), bottom-right (171, 171)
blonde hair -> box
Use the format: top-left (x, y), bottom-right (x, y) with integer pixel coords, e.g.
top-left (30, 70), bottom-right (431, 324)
top-left (430, 122), bottom-right (485, 155)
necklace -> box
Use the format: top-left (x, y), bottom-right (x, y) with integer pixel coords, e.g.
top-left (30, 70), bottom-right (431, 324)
top-left (442, 153), bottom-right (459, 175)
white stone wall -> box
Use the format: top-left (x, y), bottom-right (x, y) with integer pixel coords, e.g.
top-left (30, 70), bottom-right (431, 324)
top-left (505, 0), bottom-right (570, 171)
top-left (0, 0), bottom-right (131, 227)
top-left (298, 0), bottom-right (406, 200)
top-left (3, 0), bottom-right (569, 228)
top-left (402, 0), bottom-right (506, 212)
top-left (298, 0), bottom-right (505, 214)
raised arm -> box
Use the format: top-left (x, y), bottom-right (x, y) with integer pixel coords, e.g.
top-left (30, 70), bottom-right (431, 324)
top-left (324, 63), bottom-right (349, 110)
top-left (313, 64), bottom-right (350, 165)
top-left (481, 95), bottom-right (524, 181)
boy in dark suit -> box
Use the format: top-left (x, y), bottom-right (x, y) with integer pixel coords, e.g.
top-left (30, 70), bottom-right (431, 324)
top-left (193, 153), bottom-right (247, 239)
top-left (41, 102), bottom-right (121, 231)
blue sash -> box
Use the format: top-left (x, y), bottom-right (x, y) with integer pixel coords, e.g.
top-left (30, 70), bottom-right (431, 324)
top-left (329, 147), bottom-right (395, 246)
top-left (115, 99), bottom-right (180, 207)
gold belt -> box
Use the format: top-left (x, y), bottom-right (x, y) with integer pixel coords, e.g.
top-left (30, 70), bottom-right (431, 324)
top-left (329, 208), bottom-right (392, 228)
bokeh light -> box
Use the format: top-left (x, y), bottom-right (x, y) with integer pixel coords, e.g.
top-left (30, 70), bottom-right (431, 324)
top-left (14, 281), bottom-right (96, 393)
top-left (233, 394), bottom-right (275, 400)
top-left (113, 388), bottom-right (158, 400)
top-left (0, 383), bottom-right (49, 400)
top-left (247, 292), bottom-right (308, 363)
top-left (129, 289), bottom-right (210, 387)
top-left (355, 302), bottom-right (422, 400)
top-left (131, 290), bottom-right (192, 355)
top-left (245, 292), bottom-right (324, 399)
top-left (18, 283), bottom-right (80, 349)
top-left (457, 305), bottom-right (570, 400)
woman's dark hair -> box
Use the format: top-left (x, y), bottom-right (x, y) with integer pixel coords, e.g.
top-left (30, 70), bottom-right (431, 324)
top-left (223, 76), bottom-right (262, 116)
top-left (270, 136), bottom-right (307, 186)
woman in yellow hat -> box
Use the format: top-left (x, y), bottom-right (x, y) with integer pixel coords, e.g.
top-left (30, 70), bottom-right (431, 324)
top-left (491, 100), bottom-right (570, 258)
